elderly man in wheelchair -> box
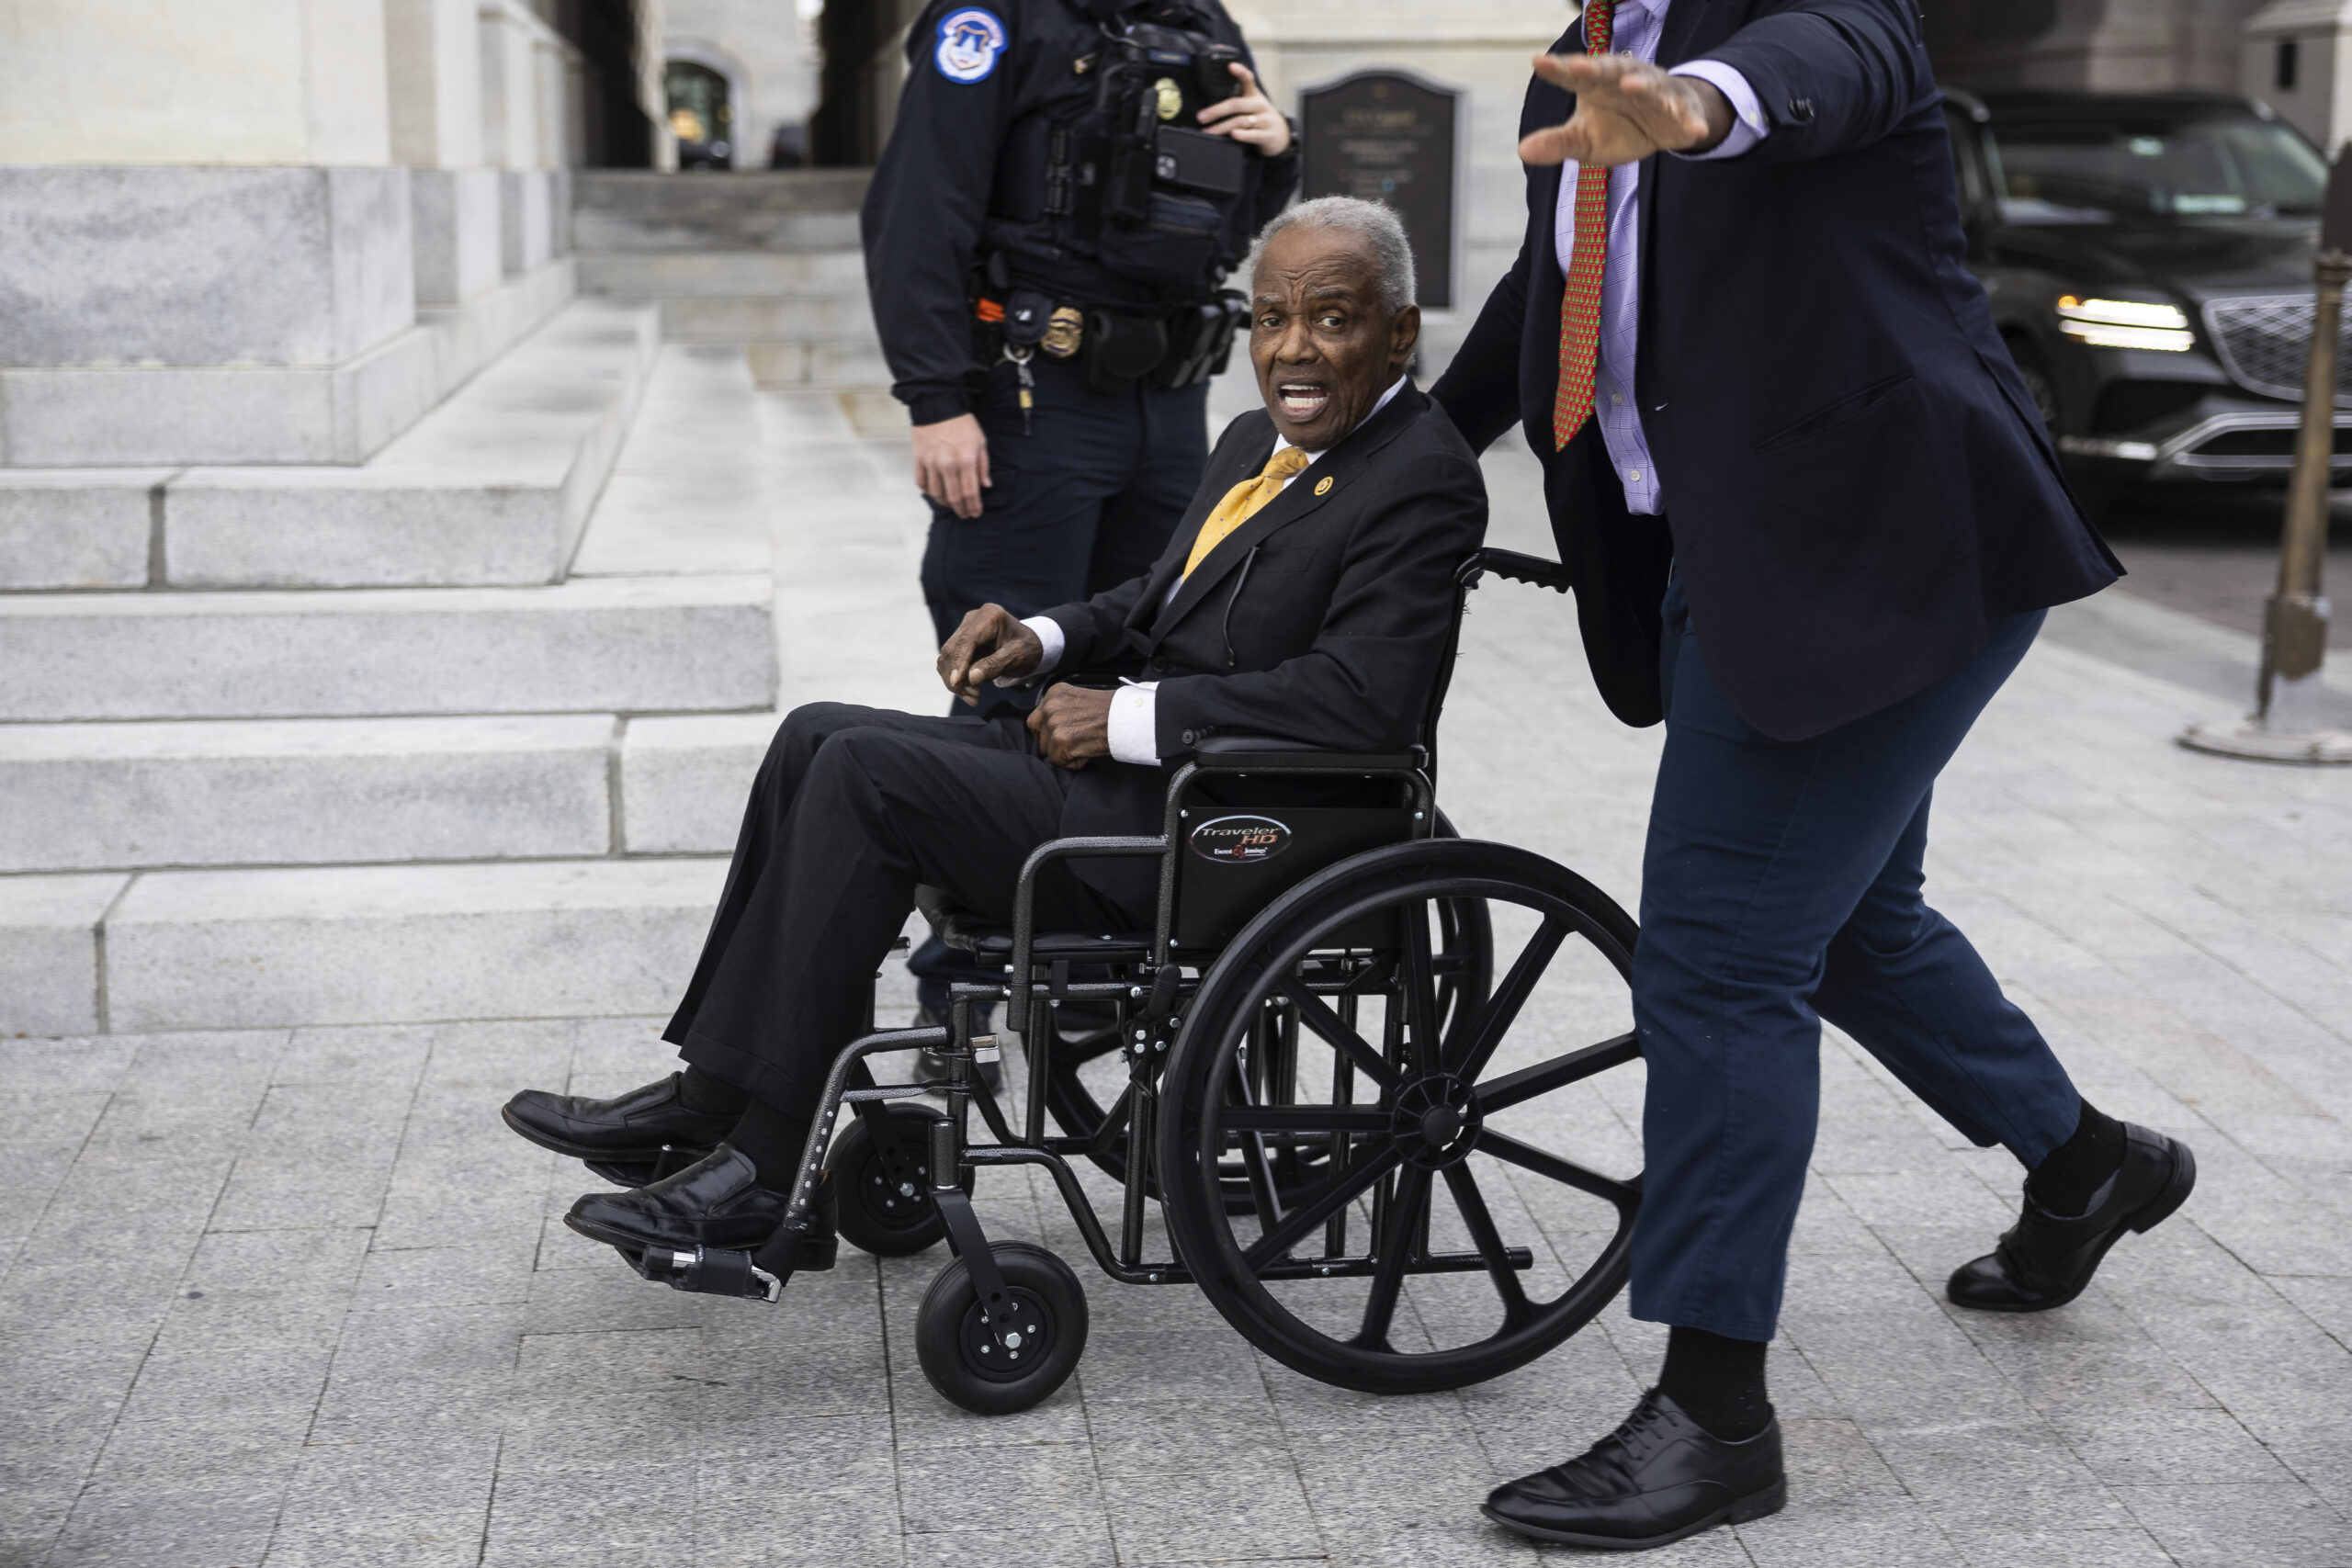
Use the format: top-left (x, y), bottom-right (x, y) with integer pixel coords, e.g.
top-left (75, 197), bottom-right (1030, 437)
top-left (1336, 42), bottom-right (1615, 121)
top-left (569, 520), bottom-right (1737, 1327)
top-left (508, 196), bottom-right (1645, 1431)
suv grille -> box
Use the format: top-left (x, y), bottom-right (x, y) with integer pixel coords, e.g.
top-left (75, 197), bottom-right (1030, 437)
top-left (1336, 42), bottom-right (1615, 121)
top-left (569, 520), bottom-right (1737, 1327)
top-left (2204, 296), bottom-right (2352, 405)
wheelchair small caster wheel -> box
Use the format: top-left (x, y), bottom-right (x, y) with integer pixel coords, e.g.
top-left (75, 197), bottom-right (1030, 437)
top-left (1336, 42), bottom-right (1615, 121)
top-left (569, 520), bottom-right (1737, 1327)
top-left (915, 1242), bottom-right (1088, 1416)
top-left (826, 1102), bottom-right (970, 1258)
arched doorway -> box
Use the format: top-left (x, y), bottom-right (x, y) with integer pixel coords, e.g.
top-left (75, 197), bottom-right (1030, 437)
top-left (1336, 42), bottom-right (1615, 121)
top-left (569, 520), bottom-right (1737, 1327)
top-left (665, 59), bottom-right (735, 169)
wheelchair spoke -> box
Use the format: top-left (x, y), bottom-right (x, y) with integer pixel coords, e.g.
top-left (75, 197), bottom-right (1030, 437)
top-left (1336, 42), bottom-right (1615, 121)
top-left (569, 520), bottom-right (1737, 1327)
top-left (1444, 917), bottom-right (1567, 1081)
top-left (1476, 1129), bottom-right (1640, 1211)
top-left (1400, 904), bottom-right (1443, 1074)
top-left (1241, 1142), bottom-right (1403, 1271)
top-left (1279, 980), bottom-right (1398, 1091)
top-left (1442, 1164), bottom-right (1533, 1328)
top-left (1218, 1105), bottom-right (1389, 1133)
top-left (1473, 1031), bottom-right (1640, 1113)
top-left (1352, 1165), bottom-right (1431, 1350)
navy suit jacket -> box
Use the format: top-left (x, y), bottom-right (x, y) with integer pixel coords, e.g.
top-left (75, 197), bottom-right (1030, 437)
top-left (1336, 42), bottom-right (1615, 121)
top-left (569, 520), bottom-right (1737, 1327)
top-left (1431, 0), bottom-right (2120, 740)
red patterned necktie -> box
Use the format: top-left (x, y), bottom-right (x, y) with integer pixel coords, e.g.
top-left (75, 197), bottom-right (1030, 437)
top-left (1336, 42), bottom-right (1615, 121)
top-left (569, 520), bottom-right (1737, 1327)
top-left (1553, 0), bottom-right (1616, 449)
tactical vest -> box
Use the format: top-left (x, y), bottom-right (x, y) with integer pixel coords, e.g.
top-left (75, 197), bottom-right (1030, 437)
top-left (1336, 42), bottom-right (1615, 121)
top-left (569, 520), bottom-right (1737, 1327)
top-left (985, 0), bottom-right (1260, 303)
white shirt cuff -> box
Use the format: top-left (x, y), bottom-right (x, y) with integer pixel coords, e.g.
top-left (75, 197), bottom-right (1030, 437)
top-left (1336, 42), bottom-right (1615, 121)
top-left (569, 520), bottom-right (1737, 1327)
top-left (1669, 61), bottom-right (1769, 160)
top-left (1108, 682), bottom-right (1159, 765)
top-left (1015, 615), bottom-right (1065, 681)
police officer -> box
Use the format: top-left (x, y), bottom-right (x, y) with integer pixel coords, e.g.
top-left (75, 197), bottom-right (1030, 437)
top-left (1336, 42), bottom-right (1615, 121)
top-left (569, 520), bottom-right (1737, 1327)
top-left (863, 0), bottom-right (1299, 1040)
top-left (862, 0), bottom-right (1300, 650)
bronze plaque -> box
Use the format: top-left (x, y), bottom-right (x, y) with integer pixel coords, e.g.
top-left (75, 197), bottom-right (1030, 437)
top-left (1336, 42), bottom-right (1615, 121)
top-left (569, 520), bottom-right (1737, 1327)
top-left (1299, 71), bottom-right (1460, 309)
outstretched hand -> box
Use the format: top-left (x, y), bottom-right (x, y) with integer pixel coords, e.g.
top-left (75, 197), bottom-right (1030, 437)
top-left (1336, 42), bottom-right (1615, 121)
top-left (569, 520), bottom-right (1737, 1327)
top-left (937, 604), bottom-right (1043, 705)
top-left (1519, 52), bottom-right (1734, 169)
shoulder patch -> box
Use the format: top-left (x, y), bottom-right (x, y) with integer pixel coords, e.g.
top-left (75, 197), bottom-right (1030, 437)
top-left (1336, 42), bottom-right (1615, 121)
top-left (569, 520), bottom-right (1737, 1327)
top-left (934, 8), bottom-right (1007, 84)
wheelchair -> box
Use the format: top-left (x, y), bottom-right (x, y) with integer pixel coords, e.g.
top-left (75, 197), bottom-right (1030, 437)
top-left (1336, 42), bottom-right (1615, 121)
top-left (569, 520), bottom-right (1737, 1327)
top-left (630, 548), bottom-right (1648, 1416)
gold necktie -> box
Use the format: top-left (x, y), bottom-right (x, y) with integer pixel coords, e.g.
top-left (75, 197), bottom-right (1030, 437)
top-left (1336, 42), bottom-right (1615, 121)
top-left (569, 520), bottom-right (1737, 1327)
top-left (1183, 445), bottom-right (1313, 578)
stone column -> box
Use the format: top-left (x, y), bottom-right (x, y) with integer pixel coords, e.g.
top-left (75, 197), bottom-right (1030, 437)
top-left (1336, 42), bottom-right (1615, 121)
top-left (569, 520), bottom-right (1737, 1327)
top-left (2243, 0), bottom-right (2352, 149)
top-left (480, 0), bottom-right (580, 274)
top-left (0, 0), bottom-right (424, 465)
top-left (389, 0), bottom-right (504, 305)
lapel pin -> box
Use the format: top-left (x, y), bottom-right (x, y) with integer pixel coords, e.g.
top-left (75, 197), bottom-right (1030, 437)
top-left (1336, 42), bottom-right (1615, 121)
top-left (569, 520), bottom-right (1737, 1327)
top-left (1315, 477), bottom-right (1333, 496)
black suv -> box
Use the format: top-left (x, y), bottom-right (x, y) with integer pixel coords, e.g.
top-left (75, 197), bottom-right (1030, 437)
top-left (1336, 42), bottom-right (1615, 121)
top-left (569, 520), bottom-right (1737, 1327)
top-left (1947, 88), bottom-right (2346, 496)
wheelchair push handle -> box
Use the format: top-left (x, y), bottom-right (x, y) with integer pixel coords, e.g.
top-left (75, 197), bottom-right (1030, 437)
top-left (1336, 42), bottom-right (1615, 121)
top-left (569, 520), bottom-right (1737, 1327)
top-left (1464, 547), bottom-right (1573, 594)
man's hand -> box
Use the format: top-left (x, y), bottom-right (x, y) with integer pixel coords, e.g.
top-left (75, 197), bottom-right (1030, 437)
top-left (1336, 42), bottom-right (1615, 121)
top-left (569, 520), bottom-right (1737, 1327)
top-left (1028, 684), bottom-right (1114, 770)
top-left (937, 604), bottom-right (1045, 705)
top-left (913, 412), bottom-right (991, 519)
top-left (1520, 53), bottom-right (1734, 169)
top-left (1197, 63), bottom-right (1294, 156)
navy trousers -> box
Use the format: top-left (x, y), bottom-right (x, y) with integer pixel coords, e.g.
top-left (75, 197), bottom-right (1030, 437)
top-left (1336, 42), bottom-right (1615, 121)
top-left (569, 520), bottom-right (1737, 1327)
top-left (1627, 576), bottom-right (2083, 1341)
top-left (920, 351), bottom-right (1209, 649)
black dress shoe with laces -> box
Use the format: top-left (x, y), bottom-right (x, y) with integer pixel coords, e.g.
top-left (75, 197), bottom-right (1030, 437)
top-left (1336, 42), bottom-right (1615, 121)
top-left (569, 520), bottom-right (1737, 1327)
top-left (565, 1145), bottom-right (829, 1264)
top-left (1948, 1122), bottom-right (2196, 1314)
top-left (1482, 1391), bottom-right (1786, 1551)
top-left (503, 1074), bottom-right (734, 1181)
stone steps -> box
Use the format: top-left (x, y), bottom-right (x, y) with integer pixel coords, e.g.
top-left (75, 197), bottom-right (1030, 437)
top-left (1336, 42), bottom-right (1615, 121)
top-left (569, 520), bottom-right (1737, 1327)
top-left (0, 573), bottom-right (775, 721)
top-left (99, 856), bottom-right (730, 1033)
top-left (0, 708), bottom-right (774, 875)
top-left (2, 253), bottom-right (576, 469)
top-left (570, 169), bottom-right (867, 254)
top-left (162, 300), bottom-right (660, 590)
top-left (0, 296), bottom-right (654, 593)
top-left (576, 249), bottom-right (865, 297)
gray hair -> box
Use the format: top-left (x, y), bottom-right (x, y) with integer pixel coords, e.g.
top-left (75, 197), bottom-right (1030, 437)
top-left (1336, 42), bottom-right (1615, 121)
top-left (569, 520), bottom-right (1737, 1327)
top-left (1245, 196), bottom-right (1419, 314)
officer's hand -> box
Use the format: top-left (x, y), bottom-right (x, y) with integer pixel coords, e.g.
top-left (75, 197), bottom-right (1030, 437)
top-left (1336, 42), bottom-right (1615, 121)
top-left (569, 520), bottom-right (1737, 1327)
top-left (1028, 684), bottom-right (1114, 770)
top-left (1520, 53), bottom-right (1732, 168)
top-left (913, 412), bottom-right (992, 520)
top-left (1197, 63), bottom-right (1293, 156)
top-left (937, 604), bottom-right (1044, 705)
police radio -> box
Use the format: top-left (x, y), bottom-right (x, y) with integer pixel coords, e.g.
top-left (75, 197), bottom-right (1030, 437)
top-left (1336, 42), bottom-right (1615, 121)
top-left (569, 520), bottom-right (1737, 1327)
top-left (1097, 22), bottom-right (1248, 227)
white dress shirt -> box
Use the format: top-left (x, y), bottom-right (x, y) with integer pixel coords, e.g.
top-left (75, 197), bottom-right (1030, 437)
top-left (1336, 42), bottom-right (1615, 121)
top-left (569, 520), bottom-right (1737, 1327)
top-left (1556, 0), bottom-right (1770, 514)
top-left (1022, 374), bottom-right (1411, 763)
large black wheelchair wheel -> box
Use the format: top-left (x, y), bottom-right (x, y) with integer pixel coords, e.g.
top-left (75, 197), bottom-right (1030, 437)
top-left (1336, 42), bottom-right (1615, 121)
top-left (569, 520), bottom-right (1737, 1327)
top-left (1158, 838), bottom-right (1643, 1395)
top-left (1043, 812), bottom-right (1493, 1209)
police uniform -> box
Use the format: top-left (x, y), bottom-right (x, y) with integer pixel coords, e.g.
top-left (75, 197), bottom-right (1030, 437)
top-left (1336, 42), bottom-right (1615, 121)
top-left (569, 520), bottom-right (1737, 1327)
top-left (862, 0), bottom-right (1301, 653)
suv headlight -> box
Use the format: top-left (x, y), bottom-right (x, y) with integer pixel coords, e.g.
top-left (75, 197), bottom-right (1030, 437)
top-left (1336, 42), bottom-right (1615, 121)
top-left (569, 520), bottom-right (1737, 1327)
top-left (2055, 296), bottom-right (2195, 352)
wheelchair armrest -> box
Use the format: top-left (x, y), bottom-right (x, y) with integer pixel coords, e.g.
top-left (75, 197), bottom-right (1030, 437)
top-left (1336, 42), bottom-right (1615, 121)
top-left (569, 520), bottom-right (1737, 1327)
top-left (1188, 735), bottom-right (1426, 773)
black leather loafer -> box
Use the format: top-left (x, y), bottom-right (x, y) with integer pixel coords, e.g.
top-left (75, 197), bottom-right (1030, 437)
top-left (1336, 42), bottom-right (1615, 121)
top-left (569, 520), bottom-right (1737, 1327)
top-left (1948, 1122), bottom-right (2196, 1313)
top-left (1482, 1391), bottom-right (1786, 1551)
top-left (503, 1074), bottom-right (735, 1174)
top-left (565, 1145), bottom-right (811, 1257)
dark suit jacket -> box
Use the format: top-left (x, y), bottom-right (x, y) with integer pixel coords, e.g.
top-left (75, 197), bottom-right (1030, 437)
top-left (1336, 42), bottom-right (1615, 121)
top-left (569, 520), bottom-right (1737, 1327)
top-left (1036, 384), bottom-right (1487, 906)
top-left (1430, 0), bottom-right (2120, 741)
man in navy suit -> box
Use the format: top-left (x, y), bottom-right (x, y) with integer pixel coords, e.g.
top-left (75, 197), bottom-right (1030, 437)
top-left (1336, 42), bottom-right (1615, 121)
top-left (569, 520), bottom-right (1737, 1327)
top-left (1432, 0), bottom-right (2198, 1548)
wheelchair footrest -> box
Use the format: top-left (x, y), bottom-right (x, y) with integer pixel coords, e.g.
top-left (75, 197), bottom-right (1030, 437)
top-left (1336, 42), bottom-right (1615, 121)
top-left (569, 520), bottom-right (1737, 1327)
top-left (632, 1244), bottom-right (784, 1303)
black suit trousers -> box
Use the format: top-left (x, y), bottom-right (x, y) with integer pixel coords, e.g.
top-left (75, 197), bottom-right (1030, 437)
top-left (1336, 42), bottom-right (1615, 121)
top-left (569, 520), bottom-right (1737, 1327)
top-left (663, 702), bottom-right (1144, 1111)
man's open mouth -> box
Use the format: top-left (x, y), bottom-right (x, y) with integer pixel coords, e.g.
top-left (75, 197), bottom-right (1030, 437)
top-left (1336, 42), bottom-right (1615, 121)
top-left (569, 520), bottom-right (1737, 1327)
top-left (1277, 381), bottom-right (1329, 421)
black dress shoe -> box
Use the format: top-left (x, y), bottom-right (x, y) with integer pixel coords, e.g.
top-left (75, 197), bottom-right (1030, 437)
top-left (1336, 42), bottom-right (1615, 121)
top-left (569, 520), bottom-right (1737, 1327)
top-left (1482, 1391), bottom-right (1785, 1551)
top-left (1948, 1122), bottom-right (2196, 1313)
top-left (503, 1074), bottom-right (734, 1179)
top-left (565, 1145), bottom-right (820, 1259)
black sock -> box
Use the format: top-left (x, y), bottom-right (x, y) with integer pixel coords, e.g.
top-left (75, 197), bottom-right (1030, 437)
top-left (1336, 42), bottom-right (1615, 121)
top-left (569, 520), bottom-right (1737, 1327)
top-left (678, 1066), bottom-right (751, 1117)
top-left (1657, 1326), bottom-right (1772, 1441)
top-left (726, 1096), bottom-right (816, 1194)
top-left (2028, 1098), bottom-right (2125, 1216)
